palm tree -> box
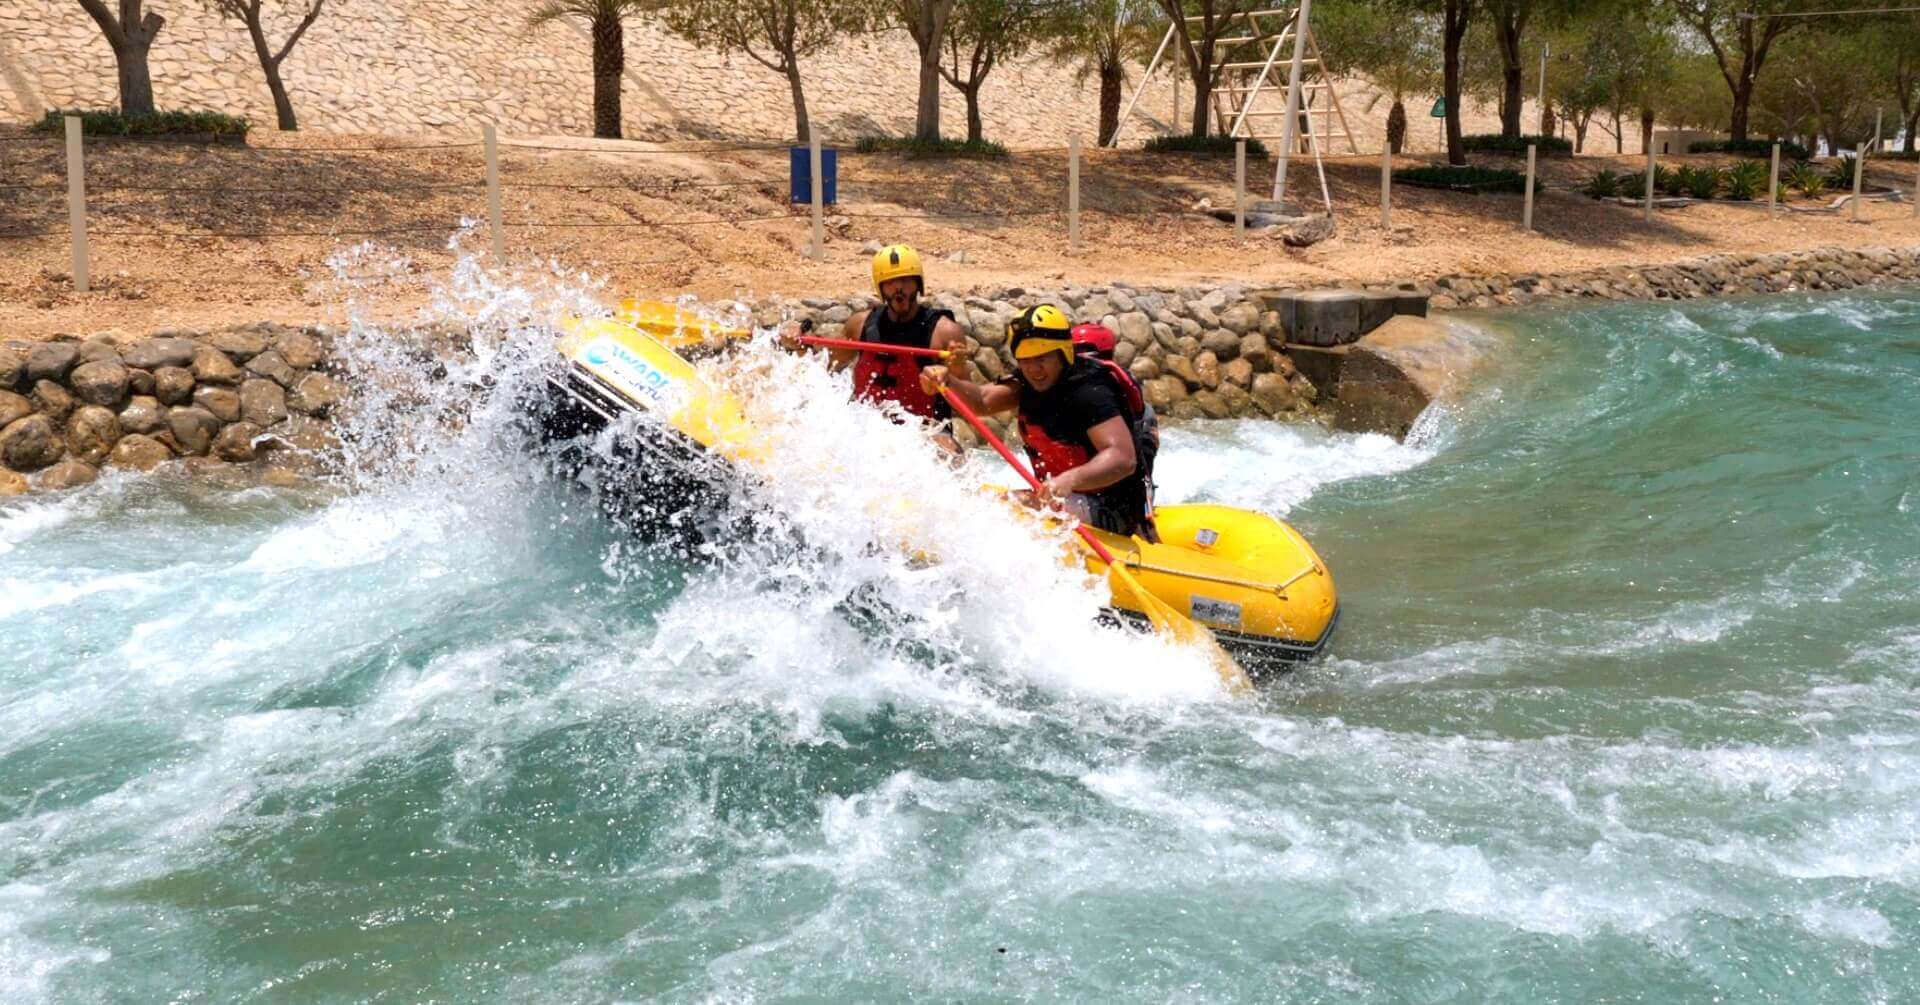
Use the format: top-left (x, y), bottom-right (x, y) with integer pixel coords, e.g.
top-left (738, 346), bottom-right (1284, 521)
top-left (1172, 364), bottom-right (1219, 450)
top-left (1043, 0), bottom-right (1158, 146)
top-left (526, 0), bottom-right (656, 138)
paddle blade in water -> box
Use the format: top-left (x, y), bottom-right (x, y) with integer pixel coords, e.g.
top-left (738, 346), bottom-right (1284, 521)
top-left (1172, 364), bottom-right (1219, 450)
top-left (1103, 560), bottom-right (1252, 694)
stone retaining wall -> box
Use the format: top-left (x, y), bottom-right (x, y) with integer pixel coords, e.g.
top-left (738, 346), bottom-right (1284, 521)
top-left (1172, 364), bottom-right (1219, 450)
top-left (1400, 245), bottom-right (1920, 310)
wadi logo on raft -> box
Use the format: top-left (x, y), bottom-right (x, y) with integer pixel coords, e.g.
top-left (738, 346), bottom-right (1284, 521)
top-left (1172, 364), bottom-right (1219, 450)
top-left (580, 336), bottom-right (678, 408)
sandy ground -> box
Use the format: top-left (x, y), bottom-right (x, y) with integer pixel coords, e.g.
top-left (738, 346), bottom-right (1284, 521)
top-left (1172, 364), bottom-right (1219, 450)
top-left (3, 124), bottom-right (1917, 340)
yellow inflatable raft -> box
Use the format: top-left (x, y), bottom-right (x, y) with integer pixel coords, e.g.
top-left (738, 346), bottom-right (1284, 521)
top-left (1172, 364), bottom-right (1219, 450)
top-left (538, 302), bottom-right (1339, 672)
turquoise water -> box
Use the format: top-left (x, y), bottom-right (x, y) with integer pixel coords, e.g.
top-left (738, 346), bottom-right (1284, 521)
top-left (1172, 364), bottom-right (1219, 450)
top-left (3, 288), bottom-right (1919, 1001)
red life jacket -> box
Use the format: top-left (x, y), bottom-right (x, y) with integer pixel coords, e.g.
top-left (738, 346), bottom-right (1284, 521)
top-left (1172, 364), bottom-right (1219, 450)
top-left (851, 305), bottom-right (954, 420)
top-left (1017, 357), bottom-right (1148, 481)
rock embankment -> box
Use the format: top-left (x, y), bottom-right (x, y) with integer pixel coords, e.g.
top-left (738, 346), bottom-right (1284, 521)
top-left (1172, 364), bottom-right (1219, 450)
top-left (0, 324), bottom-right (342, 496)
top-left (1406, 245), bottom-right (1920, 310)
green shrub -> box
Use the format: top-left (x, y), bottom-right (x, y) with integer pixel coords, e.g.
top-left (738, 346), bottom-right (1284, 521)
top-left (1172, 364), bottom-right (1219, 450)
top-left (1678, 165), bottom-right (1722, 199)
top-left (1825, 154), bottom-right (1859, 188)
top-left (853, 135), bottom-right (1009, 159)
top-left (1784, 161), bottom-right (1827, 198)
top-left (1392, 164), bottom-right (1538, 193)
top-left (1653, 164), bottom-right (1682, 196)
top-left (1142, 134), bottom-right (1271, 158)
top-left (33, 108), bottom-right (250, 139)
top-left (1461, 133), bottom-right (1574, 156)
top-left (1722, 159), bottom-right (1767, 201)
top-left (1881, 149), bottom-right (1919, 162)
top-left (1689, 138), bottom-right (1810, 161)
top-left (1582, 168), bottom-right (1622, 199)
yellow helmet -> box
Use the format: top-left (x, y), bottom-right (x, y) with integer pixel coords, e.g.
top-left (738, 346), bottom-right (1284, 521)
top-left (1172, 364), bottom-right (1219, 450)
top-left (1008, 304), bottom-right (1075, 361)
top-left (871, 244), bottom-right (924, 293)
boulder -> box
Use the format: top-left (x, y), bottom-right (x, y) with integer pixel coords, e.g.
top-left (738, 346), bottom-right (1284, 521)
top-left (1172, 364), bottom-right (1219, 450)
top-left (1163, 353), bottom-right (1200, 387)
top-left (76, 341), bottom-right (122, 365)
top-left (1222, 358), bottom-right (1254, 388)
top-left (272, 332), bottom-right (324, 369)
top-left (1, 415), bottom-right (64, 471)
top-left (0, 349), bottom-right (23, 391)
top-left (212, 421), bottom-right (263, 462)
top-left (245, 350), bottom-right (296, 387)
top-left (1239, 333), bottom-right (1272, 372)
top-left (1113, 311), bottom-right (1153, 349)
top-left (1192, 389), bottom-right (1232, 419)
top-left (1250, 372), bottom-right (1300, 416)
top-left (65, 405), bottom-right (121, 465)
top-left (128, 368), bottom-right (155, 396)
top-left (1170, 399), bottom-right (1204, 421)
top-left (1217, 381), bottom-right (1252, 415)
top-left (0, 390), bottom-right (30, 429)
top-left (153, 366), bottom-right (195, 405)
top-left (191, 345), bottom-right (245, 386)
top-left (68, 360), bottom-right (130, 408)
top-left (239, 379), bottom-right (289, 427)
top-left (1150, 322), bottom-right (1179, 351)
top-left (1218, 302), bottom-right (1260, 336)
top-left (1112, 341), bottom-right (1136, 370)
top-left (36, 459), bottom-right (97, 491)
top-left (260, 466), bottom-right (303, 488)
top-left (108, 433), bottom-right (172, 471)
top-left (1128, 357), bottom-right (1161, 382)
top-left (287, 372), bottom-right (343, 416)
top-left (1193, 351), bottom-right (1221, 389)
top-left (1153, 374), bottom-right (1189, 404)
top-left (25, 342), bottom-right (81, 383)
top-left (166, 405), bottom-right (222, 456)
top-left (192, 386), bottom-right (242, 423)
top-left (1175, 335), bottom-right (1201, 359)
top-left (209, 328), bottom-right (271, 361)
top-left (118, 395), bottom-right (165, 434)
top-left (122, 336), bottom-right (199, 370)
top-left (1200, 328), bottom-right (1240, 360)
top-left (1277, 215), bottom-right (1336, 247)
top-left (971, 346), bottom-right (1006, 381)
top-left (30, 380), bottom-right (73, 423)
top-left (0, 468), bottom-right (25, 496)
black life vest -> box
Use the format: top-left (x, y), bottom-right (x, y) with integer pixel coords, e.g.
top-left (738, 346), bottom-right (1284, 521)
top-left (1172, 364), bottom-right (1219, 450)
top-left (851, 305), bottom-right (954, 420)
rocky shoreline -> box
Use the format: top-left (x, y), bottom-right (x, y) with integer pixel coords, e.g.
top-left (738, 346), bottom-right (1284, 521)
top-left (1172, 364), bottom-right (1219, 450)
top-left (4, 244), bottom-right (1918, 496)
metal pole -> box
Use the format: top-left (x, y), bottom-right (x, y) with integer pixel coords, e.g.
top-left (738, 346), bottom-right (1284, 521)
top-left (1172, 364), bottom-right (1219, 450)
top-left (1115, 24), bottom-right (1176, 148)
top-left (1523, 143), bottom-right (1536, 230)
top-left (809, 133), bottom-right (824, 260)
top-left (1873, 108), bottom-right (1883, 154)
top-left (483, 123), bottom-right (503, 264)
top-left (1850, 147), bottom-right (1865, 223)
top-left (1644, 140), bottom-right (1655, 223)
top-left (1069, 134), bottom-right (1082, 254)
top-left (1537, 44), bottom-right (1548, 136)
top-left (1235, 138), bottom-right (1246, 239)
top-left (1272, 0), bottom-right (1313, 202)
top-left (1768, 141), bottom-right (1780, 216)
top-left (1381, 143), bottom-right (1391, 228)
top-left (65, 115), bottom-right (87, 293)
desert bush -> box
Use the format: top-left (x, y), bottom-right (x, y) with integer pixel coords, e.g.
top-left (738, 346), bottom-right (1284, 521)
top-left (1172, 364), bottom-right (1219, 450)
top-left (1143, 134), bottom-right (1271, 158)
top-left (33, 108), bottom-right (250, 139)
top-left (1784, 161), bottom-right (1827, 198)
top-left (1461, 133), bottom-right (1574, 156)
top-left (1582, 169), bottom-right (1622, 199)
top-left (1721, 160), bottom-right (1767, 201)
top-left (1393, 164), bottom-right (1539, 193)
top-left (854, 135), bottom-right (1009, 159)
top-left (1689, 138), bottom-right (1810, 161)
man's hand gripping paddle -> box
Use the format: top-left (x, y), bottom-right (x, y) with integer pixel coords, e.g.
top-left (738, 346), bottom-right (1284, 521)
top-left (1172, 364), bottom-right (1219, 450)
top-left (935, 384), bottom-right (1252, 694)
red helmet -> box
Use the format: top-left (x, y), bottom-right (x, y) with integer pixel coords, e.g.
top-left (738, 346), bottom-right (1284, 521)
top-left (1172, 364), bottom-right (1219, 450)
top-left (1070, 322), bottom-right (1117, 358)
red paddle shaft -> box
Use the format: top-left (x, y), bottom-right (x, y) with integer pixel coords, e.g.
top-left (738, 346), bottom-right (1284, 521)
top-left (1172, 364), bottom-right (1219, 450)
top-left (938, 386), bottom-right (1119, 566)
top-left (797, 334), bottom-right (951, 358)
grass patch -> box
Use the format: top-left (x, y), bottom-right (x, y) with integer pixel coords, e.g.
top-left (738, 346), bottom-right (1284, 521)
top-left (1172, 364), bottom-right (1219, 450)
top-left (1461, 133), bottom-right (1573, 157)
top-left (34, 108), bottom-right (251, 140)
top-left (1143, 134), bottom-right (1270, 158)
top-left (853, 135), bottom-right (1008, 159)
top-left (1393, 164), bottom-right (1537, 194)
top-left (1689, 138), bottom-right (1810, 161)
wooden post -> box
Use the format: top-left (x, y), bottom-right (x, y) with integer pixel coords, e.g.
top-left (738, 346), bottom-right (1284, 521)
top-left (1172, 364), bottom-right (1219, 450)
top-left (1069, 134), bottom-right (1081, 255)
top-left (1272, 0), bottom-right (1314, 203)
top-left (1768, 142), bottom-right (1780, 216)
top-left (483, 123), bottom-right (503, 264)
top-left (1523, 143), bottom-right (1537, 230)
top-left (1234, 138), bottom-right (1246, 240)
top-left (65, 115), bottom-right (87, 293)
top-left (1644, 141), bottom-right (1655, 223)
top-left (1912, 157), bottom-right (1919, 220)
top-left (1380, 143), bottom-right (1392, 229)
top-left (809, 133), bottom-right (824, 261)
top-left (1851, 147), bottom-right (1864, 223)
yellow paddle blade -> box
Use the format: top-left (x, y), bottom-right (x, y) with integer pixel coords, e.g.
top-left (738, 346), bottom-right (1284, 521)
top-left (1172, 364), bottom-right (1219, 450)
top-left (1101, 553), bottom-right (1252, 694)
top-left (615, 298), bottom-right (752, 349)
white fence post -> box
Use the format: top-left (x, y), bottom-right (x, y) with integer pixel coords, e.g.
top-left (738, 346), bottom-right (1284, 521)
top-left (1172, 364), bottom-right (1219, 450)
top-left (1381, 144), bottom-right (1392, 229)
top-left (1851, 147), bottom-right (1864, 223)
top-left (1912, 157), bottom-right (1919, 220)
top-left (65, 114), bottom-right (87, 293)
top-left (1768, 142), bottom-right (1780, 216)
top-left (1523, 143), bottom-right (1537, 230)
top-left (1644, 141), bottom-right (1655, 223)
top-left (483, 123), bottom-right (503, 263)
top-left (1234, 138), bottom-right (1246, 240)
top-left (1069, 134), bottom-right (1082, 255)
top-left (809, 133), bottom-right (824, 261)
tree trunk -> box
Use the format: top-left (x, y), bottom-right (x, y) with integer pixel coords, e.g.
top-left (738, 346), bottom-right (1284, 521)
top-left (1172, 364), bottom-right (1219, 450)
top-left (963, 83), bottom-right (983, 144)
top-left (1641, 106), bottom-right (1655, 155)
top-left (1612, 107), bottom-right (1623, 153)
top-left (590, 11), bottom-right (624, 139)
top-left (1574, 110), bottom-right (1590, 153)
top-left (241, 12), bottom-right (298, 130)
top-left (1442, 0), bottom-right (1470, 166)
top-left (1905, 111), bottom-right (1917, 153)
top-left (1729, 73), bottom-right (1753, 144)
top-left (1387, 100), bottom-right (1406, 154)
top-left (911, 2), bottom-right (953, 142)
top-left (1097, 62), bottom-right (1123, 146)
top-left (116, 36), bottom-right (157, 116)
top-left (785, 62), bottom-right (809, 143)
top-left (1496, 8), bottom-right (1524, 140)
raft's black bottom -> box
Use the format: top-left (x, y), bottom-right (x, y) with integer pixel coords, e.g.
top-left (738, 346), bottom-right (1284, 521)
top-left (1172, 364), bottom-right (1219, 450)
top-left (1102, 602), bottom-right (1338, 679)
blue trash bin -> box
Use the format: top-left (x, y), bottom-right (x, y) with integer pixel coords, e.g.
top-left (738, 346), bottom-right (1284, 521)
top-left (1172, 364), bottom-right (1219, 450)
top-left (789, 146), bottom-right (838, 205)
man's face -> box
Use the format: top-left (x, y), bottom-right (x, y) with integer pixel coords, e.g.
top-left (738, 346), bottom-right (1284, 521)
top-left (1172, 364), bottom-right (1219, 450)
top-left (879, 277), bottom-right (919, 316)
top-left (1018, 351), bottom-right (1067, 391)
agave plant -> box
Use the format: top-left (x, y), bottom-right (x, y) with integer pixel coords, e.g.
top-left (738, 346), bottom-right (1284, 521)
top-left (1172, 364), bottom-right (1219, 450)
top-left (1583, 168), bottom-right (1622, 199)
top-left (1785, 161), bottom-right (1828, 198)
top-left (1654, 164), bottom-right (1682, 196)
top-left (1722, 160), bottom-right (1767, 201)
top-left (1676, 164), bottom-right (1721, 200)
top-left (1825, 154), bottom-right (1860, 189)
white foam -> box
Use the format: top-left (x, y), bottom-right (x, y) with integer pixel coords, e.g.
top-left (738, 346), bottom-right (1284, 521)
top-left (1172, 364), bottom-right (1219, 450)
top-left (1154, 417), bottom-right (1440, 514)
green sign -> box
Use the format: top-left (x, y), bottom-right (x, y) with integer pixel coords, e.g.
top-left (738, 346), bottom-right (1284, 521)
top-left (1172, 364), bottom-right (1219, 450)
top-left (1430, 97), bottom-right (1447, 118)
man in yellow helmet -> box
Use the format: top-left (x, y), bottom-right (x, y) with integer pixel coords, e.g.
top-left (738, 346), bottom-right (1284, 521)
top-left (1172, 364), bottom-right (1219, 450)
top-left (786, 243), bottom-right (972, 447)
top-left (920, 304), bottom-right (1159, 540)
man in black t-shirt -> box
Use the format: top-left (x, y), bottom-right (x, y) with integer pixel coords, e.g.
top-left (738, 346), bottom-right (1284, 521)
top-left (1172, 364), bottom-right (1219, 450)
top-left (920, 305), bottom-right (1157, 539)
